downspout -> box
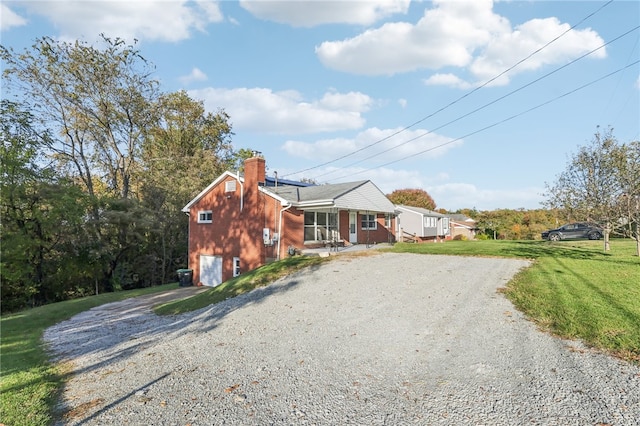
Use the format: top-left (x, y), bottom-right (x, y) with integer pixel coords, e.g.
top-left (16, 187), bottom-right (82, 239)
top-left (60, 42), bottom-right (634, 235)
top-left (277, 203), bottom-right (292, 260)
top-left (237, 171), bottom-right (244, 212)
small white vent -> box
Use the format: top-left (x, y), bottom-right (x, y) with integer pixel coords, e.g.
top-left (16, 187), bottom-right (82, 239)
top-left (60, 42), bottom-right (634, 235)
top-left (225, 180), bottom-right (236, 192)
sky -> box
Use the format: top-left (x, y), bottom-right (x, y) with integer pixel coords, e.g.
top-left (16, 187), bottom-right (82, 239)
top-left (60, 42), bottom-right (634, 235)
top-left (2, 0), bottom-right (639, 211)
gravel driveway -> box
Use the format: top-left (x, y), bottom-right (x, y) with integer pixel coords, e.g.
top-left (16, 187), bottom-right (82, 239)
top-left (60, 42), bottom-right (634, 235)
top-left (44, 253), bottom-right (640, 425)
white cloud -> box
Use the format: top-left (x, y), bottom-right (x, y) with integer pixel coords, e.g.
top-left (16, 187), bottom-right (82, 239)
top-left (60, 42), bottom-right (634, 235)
top-left (423, 73), bottom-right (473, 89)
top-left (189, 87), bottom-right (373, 134)
top-left (0, 4), bottom-right (27, 31)
top-left (469, 17), bottom-right (606, 84)
top-left (179, 67), bottom-right (208, 85)
top-left (316, 0), bottom-right (509, 75)
top-left (427, 182), bottom-right (544, 211)
top-left (17, 0), bottom-right (223, 43)
top-left (239, 0), bottom-right (409, 27)
top-left (281, 127), bottom-right (462, 163)
top-left (316, 0), bottom-right (605, 85)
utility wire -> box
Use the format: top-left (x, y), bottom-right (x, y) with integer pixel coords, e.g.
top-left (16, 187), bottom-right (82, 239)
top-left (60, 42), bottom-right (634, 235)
top-left (282, 0), bottom-right (614, 178)
top-left (325, 59), bottom-right (640, 182)
top-left (309, 24), bottom-right (640, 181)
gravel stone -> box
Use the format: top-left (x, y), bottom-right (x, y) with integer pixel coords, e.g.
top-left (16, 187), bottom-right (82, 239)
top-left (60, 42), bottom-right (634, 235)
top-left (43, 253), bottom-right (640, 425)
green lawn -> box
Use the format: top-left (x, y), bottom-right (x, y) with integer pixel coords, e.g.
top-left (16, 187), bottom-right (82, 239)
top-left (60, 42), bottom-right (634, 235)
top-left (2, 240), bottom-right (638, 425)
top-left (388, 239), bottom-right (640, 363)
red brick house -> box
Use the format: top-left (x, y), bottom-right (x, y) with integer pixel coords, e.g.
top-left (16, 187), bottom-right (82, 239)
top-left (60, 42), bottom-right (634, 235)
top-left (182, 156), bottom-right (397, 286)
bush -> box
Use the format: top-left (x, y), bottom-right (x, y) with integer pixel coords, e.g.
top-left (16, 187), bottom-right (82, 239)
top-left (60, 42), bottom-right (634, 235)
top-left (453, 234), bottom-right (468, 241)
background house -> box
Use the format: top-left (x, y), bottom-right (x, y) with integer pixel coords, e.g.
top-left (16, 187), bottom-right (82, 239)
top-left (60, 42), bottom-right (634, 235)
top-left (447, 214), bottom-right (478, 240)
top-left (182, 156), bottom-right (396, 286)
top-left (395, 205), bottom-right (450, 243)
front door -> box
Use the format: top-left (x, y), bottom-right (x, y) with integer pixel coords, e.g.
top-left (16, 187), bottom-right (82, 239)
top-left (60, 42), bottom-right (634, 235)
top-left (349, 212), bottom-right (357, 243)
top-left (200, 255), bottom-right (222, 287)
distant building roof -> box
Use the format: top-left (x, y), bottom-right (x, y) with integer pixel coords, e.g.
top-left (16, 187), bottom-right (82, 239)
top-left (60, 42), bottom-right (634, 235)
top-left (447, 214), bottom-right (476, 223)
top-left (396, 205), bottom-right (446, 217)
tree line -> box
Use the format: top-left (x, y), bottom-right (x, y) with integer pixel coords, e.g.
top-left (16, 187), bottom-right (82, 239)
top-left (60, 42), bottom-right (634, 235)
top-left (1, 36), bottom-right (253, 311)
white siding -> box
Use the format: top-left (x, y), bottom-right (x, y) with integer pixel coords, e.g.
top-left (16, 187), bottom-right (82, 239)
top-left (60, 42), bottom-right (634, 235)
top-left (334, 181), bottom-right (396, 213)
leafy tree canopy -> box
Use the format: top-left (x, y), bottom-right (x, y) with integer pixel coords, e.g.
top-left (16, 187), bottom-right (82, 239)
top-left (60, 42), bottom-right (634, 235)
top-left (387, 188), bottom-right (436, 210)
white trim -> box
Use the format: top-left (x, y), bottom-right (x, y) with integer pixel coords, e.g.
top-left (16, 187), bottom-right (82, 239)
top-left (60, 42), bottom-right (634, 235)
top-left (197, 210), bottom-right (213, 223)
top-left (361, 213), bottom-right (377, 230)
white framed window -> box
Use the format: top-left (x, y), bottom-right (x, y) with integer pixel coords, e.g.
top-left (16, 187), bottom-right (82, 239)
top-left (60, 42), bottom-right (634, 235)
top-left (225, 180), bottom-right (236, 192)
top-left (198, 210), bottom-right (213, 223)
top-left (385, 214), bottom-right (392, 229)
top-left (304, 211), bottom-right (338, 241)
top-left (233, 257), bottom-right (241, 277)
top-left (361, 214), bottom-right (377, 230)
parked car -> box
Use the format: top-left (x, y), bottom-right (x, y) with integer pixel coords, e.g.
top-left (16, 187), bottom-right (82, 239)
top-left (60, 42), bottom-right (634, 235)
top-left (541, 222), bottom-right (603, 241)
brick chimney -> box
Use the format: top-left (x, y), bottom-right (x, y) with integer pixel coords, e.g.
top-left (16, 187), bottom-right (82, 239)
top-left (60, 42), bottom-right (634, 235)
top-left (244, 156), bottom-right (266, 188)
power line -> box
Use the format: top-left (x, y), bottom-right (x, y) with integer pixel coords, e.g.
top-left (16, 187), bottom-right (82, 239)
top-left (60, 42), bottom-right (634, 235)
top-left (282, 0), bottom-right (614, 178)
top-left (325, 59), bottom-right (640, 182)
top-left (309, 24), bottom-right (639, 181)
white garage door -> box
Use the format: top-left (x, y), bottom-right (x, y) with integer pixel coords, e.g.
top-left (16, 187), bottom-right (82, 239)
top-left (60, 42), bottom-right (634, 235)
top-left (200, 255), bottom-right (222, 287)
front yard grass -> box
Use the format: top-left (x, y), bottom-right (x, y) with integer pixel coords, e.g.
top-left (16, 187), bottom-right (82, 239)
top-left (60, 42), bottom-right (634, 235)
top-left (389, 239), bottom-right (640, 363)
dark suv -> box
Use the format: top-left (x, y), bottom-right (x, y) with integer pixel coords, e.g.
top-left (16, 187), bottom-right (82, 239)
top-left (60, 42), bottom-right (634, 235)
top-left (541, 222), bottom-right (603, 241)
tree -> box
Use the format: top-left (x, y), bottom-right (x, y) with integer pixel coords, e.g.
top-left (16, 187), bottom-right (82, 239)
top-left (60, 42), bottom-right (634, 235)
top-left (387, 188), bottom-right (436, 210)
top-left (1, 100), bottom-right (90, 309)
top-left (2, 36), bottom-right (163, 293)
top-left (544, 127), bottom-right (638, 253)
top-left (2, 35), bottom-right (159, 201)
top-left (613, 140), bottom-right (640, 255)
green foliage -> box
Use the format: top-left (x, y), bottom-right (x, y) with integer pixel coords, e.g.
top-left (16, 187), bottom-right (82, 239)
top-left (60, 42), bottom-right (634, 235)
top-left (474, 208), bottom-right (564, 240)
top-left (387, 188), bottom-right (436, 210)
top-left (1, 39), bottom-right (250, 309)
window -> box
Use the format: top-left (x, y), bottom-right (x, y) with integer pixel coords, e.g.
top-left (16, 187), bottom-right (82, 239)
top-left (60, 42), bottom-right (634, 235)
top-left (385, 214), bottom-right (392, 229)
top-left (304, 211), bottom-right (338, 241)
top-left (233, 257), bottom-right (241, 277)
top-left (225, 180), bottom-right (236, 192)
top-left (198, 210), bottom-right (213, 223)
top-left (424, 216), bottom-right (437, 228)
top-left (361, 214), bottom-right (377, 230)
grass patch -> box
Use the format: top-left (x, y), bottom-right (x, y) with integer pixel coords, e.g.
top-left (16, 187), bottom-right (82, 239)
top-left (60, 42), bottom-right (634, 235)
top-left (0, 283), bottom-right (178, 426)
top-left (154, 255), bottom-right (330, 316)
top-left (389, 239), bottom-right (640, 363)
